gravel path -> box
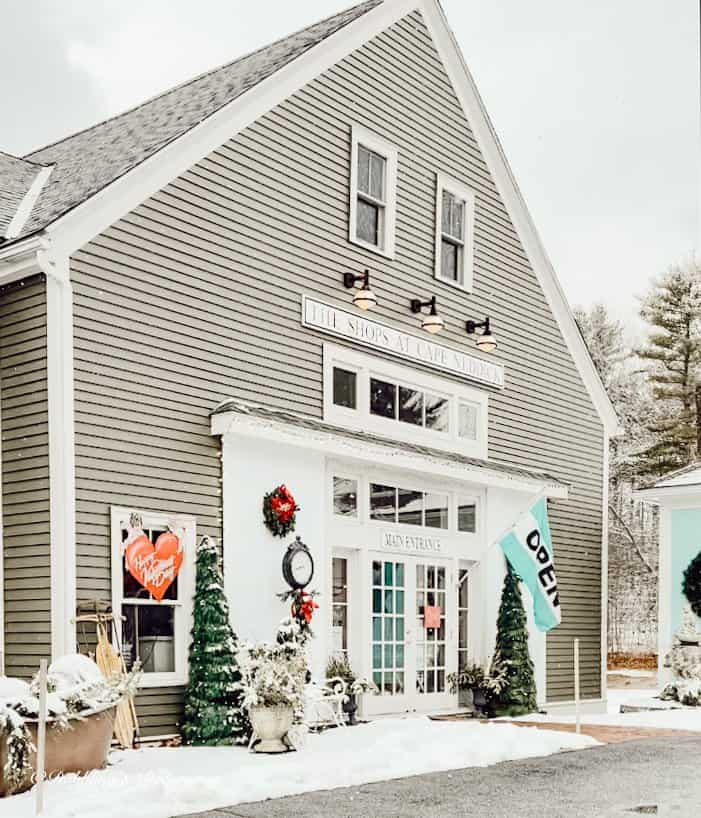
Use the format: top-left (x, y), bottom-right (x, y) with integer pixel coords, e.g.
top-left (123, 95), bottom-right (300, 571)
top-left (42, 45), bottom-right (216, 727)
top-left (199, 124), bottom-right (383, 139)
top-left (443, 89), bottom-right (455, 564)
top-left (184, 736), bottom-right (701, 818)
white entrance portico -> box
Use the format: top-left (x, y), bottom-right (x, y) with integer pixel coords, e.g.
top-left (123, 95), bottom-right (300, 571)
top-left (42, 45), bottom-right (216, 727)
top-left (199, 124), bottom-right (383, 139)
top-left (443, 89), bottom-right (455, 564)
top-left (213, 400), bottom-right (568, 716)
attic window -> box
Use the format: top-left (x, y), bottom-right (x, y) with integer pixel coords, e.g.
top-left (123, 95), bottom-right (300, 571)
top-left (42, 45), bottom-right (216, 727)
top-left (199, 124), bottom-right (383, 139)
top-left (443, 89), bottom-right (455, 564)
top-left (434, 173), bottom-right (475, 291)
top-left (349, 125), bottom-right (397, 259)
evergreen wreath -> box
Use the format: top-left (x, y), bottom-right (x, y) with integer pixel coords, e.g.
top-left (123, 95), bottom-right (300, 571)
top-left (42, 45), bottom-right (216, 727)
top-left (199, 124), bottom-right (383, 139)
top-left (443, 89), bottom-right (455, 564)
top-left (682, 550), bottom-right (701, 618)
top-left (263, 484), bottom-right (300, 538)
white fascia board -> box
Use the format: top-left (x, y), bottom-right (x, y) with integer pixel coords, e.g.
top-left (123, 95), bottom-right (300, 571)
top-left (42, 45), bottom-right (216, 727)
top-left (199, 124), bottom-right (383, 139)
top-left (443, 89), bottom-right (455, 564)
top-left (211, 409), bottom-right (569, 499)
top-left (634, 483), bottom-right (701, 504)
top-left (44, 0), bottom-right (421, 259)
top-left (417, 0), bottom-right (621, 439)
top-left (4, 166), bottom-right (53, 241)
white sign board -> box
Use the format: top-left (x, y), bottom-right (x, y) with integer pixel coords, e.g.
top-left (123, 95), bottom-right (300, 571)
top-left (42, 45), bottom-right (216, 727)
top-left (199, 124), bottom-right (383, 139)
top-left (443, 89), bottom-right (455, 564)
top-left (302, 297), bottom-right (505, 389)
top-left (381, 531), bottom-right (444, 555)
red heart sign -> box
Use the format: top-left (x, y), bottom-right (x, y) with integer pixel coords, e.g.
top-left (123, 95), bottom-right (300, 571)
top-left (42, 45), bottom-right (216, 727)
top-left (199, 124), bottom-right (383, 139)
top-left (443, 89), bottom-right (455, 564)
top-left (125, 529), bottom-right (183, 601)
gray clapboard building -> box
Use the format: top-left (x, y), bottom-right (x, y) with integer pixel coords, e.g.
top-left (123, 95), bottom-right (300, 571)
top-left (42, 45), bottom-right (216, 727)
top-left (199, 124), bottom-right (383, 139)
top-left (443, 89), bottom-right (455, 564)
top-left (0, 0), bottom-right (618, 737)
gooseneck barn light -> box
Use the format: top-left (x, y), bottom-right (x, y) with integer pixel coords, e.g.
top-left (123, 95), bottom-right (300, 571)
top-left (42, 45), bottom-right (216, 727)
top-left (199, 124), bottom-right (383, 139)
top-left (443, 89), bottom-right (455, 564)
top-left (343, 269), bottom-right (377, 310)
top-left (410, 295), bottom-right (444, 335)
top-left (466, 316), bottom-right (497, 353)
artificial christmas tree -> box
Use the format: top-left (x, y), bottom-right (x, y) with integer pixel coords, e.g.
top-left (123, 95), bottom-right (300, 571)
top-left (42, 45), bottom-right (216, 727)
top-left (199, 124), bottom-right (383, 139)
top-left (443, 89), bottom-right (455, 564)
top-left (490, 563), bottom-right (538, 717)
top-left (181, 536), bottom-right (250, 745)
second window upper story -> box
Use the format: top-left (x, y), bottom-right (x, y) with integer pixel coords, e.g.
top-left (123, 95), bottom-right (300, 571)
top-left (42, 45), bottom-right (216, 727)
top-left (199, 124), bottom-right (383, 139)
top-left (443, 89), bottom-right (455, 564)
top-left (348, 125), bottom-right (476, 291)
top-left (323, 343), bottom-right (488, 459)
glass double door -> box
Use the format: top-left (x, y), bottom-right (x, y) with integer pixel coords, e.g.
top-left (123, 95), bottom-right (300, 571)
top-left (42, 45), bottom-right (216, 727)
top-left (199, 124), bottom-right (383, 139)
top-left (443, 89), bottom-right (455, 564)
top-left (365, 553), bottom-right (456, 714)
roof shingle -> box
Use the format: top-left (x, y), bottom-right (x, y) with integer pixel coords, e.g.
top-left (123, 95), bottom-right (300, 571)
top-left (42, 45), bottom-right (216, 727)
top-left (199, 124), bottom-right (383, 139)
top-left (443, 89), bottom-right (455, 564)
top-left (0, 151), bottom-right (46, 238)
top-left (2, 0), bottom-right (381, 243)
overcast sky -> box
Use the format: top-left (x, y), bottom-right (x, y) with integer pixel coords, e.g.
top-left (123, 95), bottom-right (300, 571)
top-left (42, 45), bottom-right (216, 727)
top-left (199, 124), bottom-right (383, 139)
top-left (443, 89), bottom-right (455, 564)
top-left (1, 1), bottom-right (698, 331)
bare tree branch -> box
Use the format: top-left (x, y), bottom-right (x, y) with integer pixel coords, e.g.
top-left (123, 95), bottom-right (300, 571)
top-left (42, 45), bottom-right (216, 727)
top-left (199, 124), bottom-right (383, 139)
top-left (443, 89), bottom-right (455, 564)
top-left (608, 503), bottom-right (656, 575)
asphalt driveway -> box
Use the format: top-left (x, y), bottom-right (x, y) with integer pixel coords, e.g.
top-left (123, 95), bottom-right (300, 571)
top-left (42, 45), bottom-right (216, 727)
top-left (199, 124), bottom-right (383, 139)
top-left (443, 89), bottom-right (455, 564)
top-left (185, 736), bottom-right (701, 818)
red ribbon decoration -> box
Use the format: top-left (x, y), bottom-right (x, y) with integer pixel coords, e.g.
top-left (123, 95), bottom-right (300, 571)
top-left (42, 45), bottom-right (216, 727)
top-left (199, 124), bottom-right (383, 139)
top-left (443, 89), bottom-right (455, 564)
top-left (292, 591), bottom-right (319, 624)
top-left (270, 485), bottom-right (298, 524)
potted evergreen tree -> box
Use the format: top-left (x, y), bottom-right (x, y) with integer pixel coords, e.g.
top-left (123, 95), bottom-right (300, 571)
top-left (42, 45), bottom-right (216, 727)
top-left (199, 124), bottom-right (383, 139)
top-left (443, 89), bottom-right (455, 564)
top-left (490, 564), bottom-right (538, 717)
top-left (181, 536), bottom-right (250, 745)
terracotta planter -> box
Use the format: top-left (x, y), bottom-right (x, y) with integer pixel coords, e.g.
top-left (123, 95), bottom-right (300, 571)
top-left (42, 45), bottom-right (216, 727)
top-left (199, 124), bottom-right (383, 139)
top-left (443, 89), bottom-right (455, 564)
top-left (249, 705), bottom-right (294, 753)
top-left (0, 704), bottom-right (116, 797)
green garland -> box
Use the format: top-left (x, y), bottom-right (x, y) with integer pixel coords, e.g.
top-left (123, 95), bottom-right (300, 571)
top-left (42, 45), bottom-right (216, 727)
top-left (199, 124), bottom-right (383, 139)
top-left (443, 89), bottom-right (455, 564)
top-left (683, 551), bottom-right (701, 618)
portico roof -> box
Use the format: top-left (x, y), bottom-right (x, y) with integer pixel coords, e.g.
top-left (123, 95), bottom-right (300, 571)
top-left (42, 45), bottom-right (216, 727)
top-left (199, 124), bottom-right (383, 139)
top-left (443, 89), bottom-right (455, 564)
top-left (635, 462), bottom-right (701, 502)
top-left (211, 399), bottom-right (569, 498)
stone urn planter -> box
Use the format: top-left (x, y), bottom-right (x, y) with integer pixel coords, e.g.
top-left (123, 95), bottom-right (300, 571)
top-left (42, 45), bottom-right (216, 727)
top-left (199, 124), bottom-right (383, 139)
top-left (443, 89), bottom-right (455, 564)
top-left (0, 703), bottom-right (116, 797)
top-left (249, 705), bottom-right (294, 753)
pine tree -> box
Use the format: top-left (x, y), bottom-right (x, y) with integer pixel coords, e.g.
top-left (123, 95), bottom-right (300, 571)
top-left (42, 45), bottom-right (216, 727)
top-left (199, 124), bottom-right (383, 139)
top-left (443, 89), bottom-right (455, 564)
top-left (181, 536), bottom-right (250, 745)
top-left (491, 564), bottom-right (537, 717)
top-left (636, 260), bottom-right (701, 477)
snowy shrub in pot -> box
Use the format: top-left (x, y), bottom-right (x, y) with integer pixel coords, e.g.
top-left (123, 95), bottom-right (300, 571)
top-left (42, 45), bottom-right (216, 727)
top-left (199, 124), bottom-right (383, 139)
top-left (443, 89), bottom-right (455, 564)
top-left (239, 639), bottom-right (307, 753)
top-left (447, 658), bottom-right (507, 716)
top-left (0, 654), bottom-right (139, 796)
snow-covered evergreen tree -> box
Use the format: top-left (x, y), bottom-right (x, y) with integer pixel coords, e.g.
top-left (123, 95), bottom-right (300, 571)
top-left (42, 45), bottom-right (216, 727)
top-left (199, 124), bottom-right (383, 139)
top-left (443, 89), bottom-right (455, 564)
top-left (181, 536), bottom-right (250, 745)
top-left (636, 260), bottom-right (701, 476)
top-left (490, 565), bottom-right (537, 717)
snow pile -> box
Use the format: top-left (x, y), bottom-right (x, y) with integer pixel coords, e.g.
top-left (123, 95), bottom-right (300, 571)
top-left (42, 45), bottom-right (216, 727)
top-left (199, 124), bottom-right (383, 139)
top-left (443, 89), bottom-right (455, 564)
top-left (0, 717), bottom-right (597, 818)
top-left (514, 688), bottom-right (701, 731)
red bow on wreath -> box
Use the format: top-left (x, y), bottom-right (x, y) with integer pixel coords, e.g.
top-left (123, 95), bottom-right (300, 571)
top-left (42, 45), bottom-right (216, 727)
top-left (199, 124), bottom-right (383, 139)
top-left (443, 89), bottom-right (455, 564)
top-left (270, 487), bottom-right (296, 524)
top-left (292, 591), bottom-right (319, 624)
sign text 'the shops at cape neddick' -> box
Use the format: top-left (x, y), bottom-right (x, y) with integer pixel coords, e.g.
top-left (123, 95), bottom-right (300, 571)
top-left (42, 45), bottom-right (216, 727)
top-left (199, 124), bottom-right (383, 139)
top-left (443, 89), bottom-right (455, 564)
top-left (302, 298), bottom-right (505, 389)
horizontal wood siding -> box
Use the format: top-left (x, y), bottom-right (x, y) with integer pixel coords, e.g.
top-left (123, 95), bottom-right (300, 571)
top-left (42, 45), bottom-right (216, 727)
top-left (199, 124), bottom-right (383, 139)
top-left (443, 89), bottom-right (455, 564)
top-left (0, 275), bottom-right (51, 678)
top-left (70, 8), bottom-right (603, 720)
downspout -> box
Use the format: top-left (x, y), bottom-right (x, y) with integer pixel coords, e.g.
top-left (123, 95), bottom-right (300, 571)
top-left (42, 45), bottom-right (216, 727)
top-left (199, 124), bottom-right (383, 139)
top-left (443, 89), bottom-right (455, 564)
top-left (36, 237), bottom-right (77, 660)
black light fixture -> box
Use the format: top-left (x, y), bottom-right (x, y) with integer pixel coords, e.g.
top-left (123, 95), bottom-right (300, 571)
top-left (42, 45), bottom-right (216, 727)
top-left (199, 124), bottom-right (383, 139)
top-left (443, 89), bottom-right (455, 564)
top-left (466, 316), bottom-right (497, 353)
top-left (410, 295), bottom-right (444, 334)
top-left (343, 269), bottom-right (377, 311)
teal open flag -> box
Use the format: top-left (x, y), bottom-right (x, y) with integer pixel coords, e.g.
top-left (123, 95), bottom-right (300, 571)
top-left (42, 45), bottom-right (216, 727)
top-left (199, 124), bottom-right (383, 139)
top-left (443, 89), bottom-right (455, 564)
top-left (497, 496), bottom-right (561, 632)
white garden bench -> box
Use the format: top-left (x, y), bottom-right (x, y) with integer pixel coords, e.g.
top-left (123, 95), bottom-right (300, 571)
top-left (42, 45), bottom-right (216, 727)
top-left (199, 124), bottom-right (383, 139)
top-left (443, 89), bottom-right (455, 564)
top-left (304, 676), bottom-right (348, 730)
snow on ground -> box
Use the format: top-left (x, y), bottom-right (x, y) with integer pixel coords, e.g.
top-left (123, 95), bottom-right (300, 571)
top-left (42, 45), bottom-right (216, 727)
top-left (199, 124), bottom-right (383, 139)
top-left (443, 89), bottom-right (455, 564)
top-left (0, 717), bottom-right (596, 818)
top-left (517, 688), bottom-right (701, 731)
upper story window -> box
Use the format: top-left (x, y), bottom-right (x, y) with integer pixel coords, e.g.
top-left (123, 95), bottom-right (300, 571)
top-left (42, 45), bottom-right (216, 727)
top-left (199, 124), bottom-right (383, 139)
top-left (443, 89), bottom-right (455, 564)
top-left (323, 343), bottom-right (488, 459)
top-left (435, 172), bottom-right (475, 291)
top-left (349, 125), bottom-right (398, 259)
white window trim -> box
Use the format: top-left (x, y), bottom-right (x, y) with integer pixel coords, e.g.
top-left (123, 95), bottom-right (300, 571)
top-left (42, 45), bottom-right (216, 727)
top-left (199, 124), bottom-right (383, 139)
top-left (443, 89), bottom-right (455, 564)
top-left (434, 171), bottom-right (475, 292)
top-left (323, 343), bottom-right (488, 459)
top-left (110, 507), bottom-right (197, 688)
top-left (349, 124), bottom-right (398, 259)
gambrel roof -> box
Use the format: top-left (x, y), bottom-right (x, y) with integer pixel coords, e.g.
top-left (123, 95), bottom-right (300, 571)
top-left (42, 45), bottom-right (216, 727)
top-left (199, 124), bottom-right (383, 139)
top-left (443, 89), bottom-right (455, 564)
top-left (1, 0), bottom-right (381, 242)
top-left (0, 0), bottom-right (619, 435)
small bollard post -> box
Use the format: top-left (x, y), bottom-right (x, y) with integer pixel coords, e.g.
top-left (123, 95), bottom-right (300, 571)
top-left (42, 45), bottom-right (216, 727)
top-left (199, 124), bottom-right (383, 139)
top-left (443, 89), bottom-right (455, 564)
top-left (574, 637), bottom-right (581, 734)
top-left (35, 659), bottom-right (48, 815)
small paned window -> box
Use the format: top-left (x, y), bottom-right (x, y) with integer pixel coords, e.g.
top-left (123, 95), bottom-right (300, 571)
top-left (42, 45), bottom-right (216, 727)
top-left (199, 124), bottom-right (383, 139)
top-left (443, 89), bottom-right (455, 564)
top-left (349, 126), bottom-right (397, 257)
top-left (332, 557), bottom-right (349, 654)
top-left (457, 499), bottom-right (477, 533)
top-left (458, 402), bottom-right (479, 440)
top-left (435, 174), bottom-right (474, 290)
top-left (333, 476), bottom-right (358, 517)
top-left (424, 493), bottom-right (449, 530)
top-left (440, 190), bottom-right (465, 283)
top-left (333, 367), bottom-right (357, 409)
top-left (370, 378), bottom-right (396, 419)
top-left (370, 483), bottom-right (397, 522)
top-left (356, 146), bottom-right (386, 246)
